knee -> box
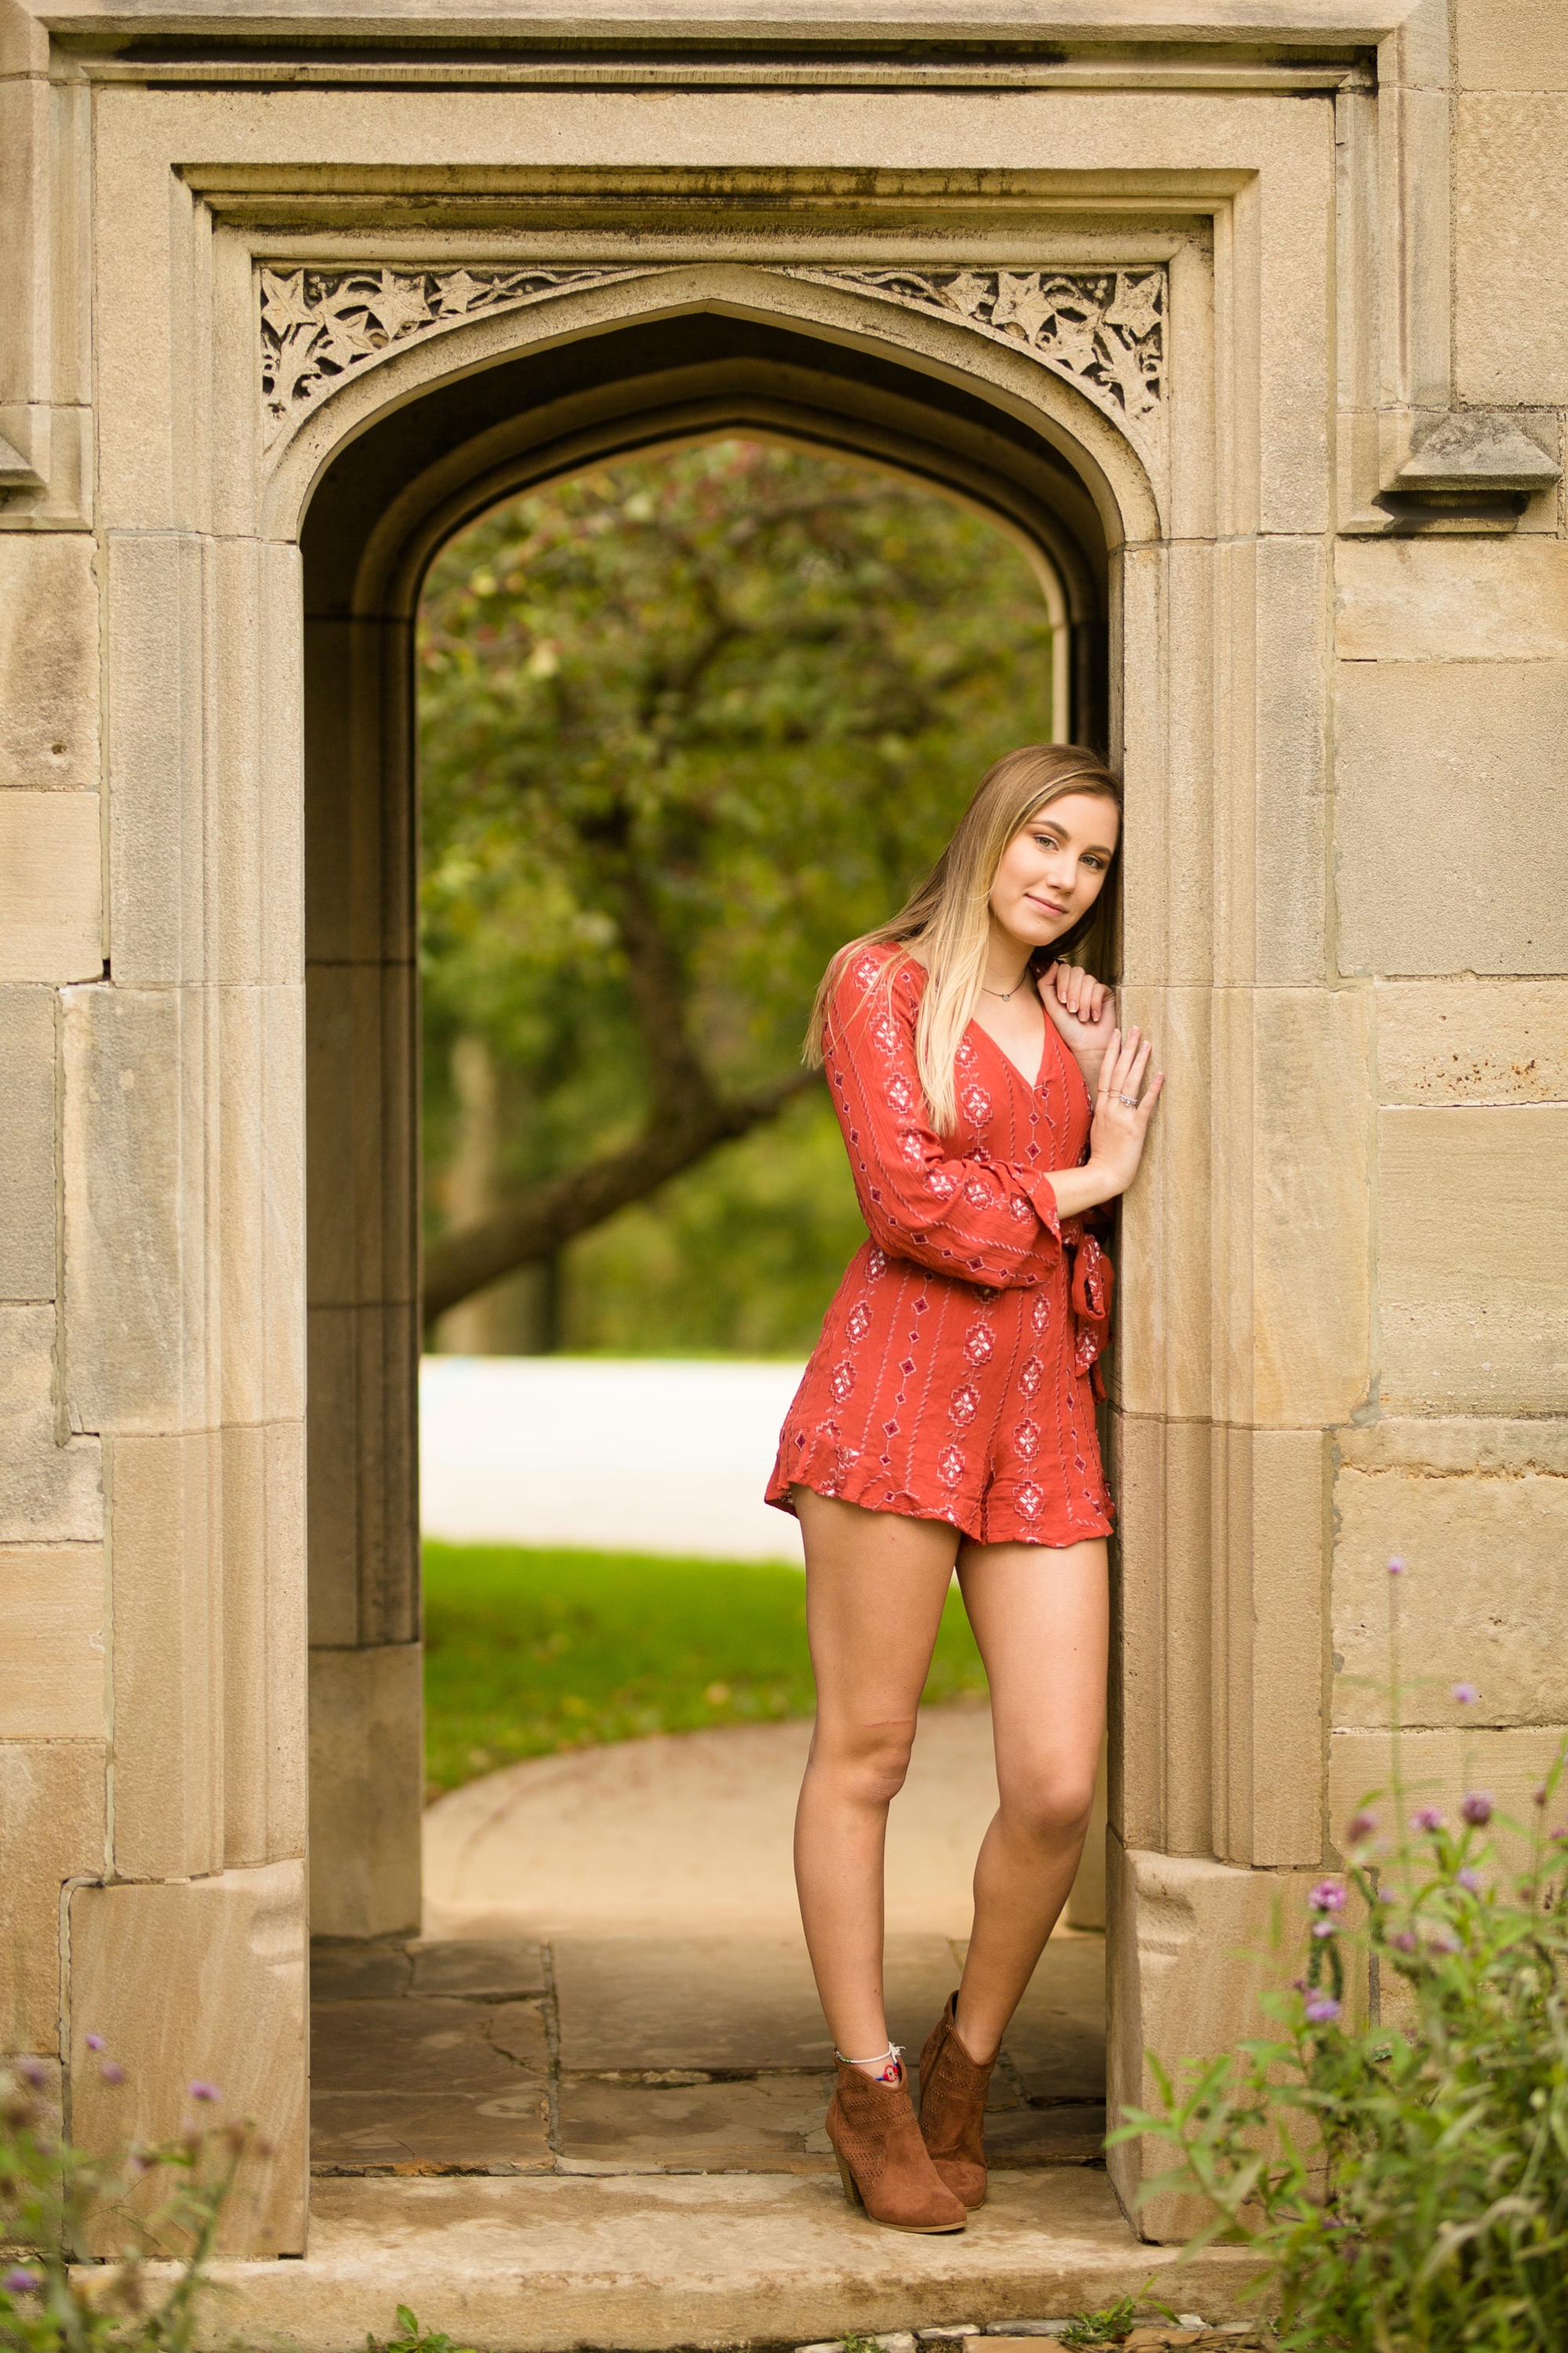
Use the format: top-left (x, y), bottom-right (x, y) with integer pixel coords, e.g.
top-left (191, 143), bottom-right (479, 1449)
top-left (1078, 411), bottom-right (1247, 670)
top-left (1000, 1767), bottom-right (1098, 1848)
top-left (811, 1716), bottom-right (919, 1808)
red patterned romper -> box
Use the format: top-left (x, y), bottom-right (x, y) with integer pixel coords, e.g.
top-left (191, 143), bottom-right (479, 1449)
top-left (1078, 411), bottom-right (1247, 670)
top-left (765, 946), bottom-right (1115, 1549)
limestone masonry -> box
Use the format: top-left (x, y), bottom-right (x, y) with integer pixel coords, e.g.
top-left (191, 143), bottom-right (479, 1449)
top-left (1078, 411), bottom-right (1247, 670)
top-left (2, 0), bottom-right (1566, 2286)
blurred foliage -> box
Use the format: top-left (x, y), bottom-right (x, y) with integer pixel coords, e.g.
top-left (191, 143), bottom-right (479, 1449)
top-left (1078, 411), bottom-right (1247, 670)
top-left (417, 436), bottom-right (1054, 1349)
top-left (422, 1540), bottom-right (989, 1793)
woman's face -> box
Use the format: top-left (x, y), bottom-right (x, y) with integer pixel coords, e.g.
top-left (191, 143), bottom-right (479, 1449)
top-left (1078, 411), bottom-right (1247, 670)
top-left (989, 790), bottom-right (1120, 951)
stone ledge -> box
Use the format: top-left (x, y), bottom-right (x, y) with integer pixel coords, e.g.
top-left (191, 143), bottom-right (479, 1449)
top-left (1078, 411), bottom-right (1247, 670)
top-left (136, 2170), bottom-right (1263, 2353)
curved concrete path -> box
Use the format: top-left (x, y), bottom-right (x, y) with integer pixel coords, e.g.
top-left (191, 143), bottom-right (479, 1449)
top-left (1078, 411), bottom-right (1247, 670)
top-left (423, 1701), bottom-right (996, 1941)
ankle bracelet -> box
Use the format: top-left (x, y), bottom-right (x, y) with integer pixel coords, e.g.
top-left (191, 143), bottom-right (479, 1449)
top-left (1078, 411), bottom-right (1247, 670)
top-left (835, 2040), bottom-right (903, 2082)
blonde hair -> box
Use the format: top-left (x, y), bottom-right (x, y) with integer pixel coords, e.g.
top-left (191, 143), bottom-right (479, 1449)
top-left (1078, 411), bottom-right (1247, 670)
top-left (807, 743), bottom-right (1122, 1131)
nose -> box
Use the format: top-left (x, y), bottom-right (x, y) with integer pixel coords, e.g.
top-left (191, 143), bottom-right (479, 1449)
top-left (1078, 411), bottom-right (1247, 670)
top-left (1043, 847), bottom-right (1078, 896)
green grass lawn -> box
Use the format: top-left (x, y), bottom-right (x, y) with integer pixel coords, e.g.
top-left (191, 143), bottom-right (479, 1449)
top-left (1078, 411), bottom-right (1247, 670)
top-left (423, 1541), bottom-right (989, 1795)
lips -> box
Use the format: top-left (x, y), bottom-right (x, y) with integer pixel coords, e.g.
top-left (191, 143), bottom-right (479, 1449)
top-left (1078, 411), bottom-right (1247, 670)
top-left (1026, 892), bottom-right (1069, 918)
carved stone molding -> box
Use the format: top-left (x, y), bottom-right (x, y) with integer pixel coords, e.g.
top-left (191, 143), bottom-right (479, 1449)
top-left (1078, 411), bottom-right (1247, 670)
top-left (258, 260), bottom-right (1165, 477)
top-left (259, 264), bottom-right (640, 448)
top-left (789, 267), bottom-right (1165, 476)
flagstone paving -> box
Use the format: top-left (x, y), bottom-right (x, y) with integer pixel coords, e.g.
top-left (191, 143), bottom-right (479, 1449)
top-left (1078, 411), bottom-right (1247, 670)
top-left (310, 1709), bottom-right (1107, 2182)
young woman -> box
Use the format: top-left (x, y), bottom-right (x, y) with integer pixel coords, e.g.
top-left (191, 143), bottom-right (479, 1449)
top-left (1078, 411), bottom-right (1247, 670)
top-left (765, 743), bottom-right (1163, 2234)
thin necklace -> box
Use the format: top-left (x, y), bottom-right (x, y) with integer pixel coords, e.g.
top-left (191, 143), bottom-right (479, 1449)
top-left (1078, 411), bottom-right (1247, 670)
top-left (980, 969), bottom-right (1034, 1002)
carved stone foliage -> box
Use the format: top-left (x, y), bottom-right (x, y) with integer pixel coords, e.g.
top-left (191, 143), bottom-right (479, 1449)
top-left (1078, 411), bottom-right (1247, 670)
top-left (790, 267), bottom-right (1165, 472)
top-left (259, 265), bottom-right (633, 448)
top-left (257, 260), bottom-right (1166, 477)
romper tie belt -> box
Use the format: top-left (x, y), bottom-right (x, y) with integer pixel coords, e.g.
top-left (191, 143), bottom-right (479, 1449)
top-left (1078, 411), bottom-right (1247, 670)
top-left (1062, 1222), bottom-right (1114, 1400)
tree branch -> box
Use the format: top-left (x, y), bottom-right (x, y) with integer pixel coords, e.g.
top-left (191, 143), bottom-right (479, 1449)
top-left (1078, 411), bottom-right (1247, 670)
top-left (422, 1069), bottom-right (822, 1327)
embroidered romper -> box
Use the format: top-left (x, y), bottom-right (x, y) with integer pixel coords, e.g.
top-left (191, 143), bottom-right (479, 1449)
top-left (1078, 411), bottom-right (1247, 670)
top-left (765, 946), bottom-right (1114, 1549)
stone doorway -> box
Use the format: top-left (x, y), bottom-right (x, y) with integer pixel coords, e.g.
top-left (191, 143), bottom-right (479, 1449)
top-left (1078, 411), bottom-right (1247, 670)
top-left (299, 278), bottom-right (1120, 2183)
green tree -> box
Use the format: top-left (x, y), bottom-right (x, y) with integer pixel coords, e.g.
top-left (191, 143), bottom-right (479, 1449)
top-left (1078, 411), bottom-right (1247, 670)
top-left (419, 438), bottom-right (1055, 1333)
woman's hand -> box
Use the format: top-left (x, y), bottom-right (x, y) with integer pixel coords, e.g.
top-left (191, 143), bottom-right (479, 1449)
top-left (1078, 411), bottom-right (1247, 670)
top-left (1041, 960), bottom-right (1118, 1086)
top-left (1044, 1026), bottom-right (1165, 1218)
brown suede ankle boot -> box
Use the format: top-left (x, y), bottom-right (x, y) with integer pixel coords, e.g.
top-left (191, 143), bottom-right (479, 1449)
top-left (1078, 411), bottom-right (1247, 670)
top-left (825, 2058), bottom-right (967, 2233)
top-left (916, 1992), bottom-right (997, 2208)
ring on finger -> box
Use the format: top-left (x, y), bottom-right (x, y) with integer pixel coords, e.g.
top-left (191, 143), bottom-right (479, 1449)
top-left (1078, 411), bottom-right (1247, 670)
top-left (1118, 1093), bottom-right (1138, 1108)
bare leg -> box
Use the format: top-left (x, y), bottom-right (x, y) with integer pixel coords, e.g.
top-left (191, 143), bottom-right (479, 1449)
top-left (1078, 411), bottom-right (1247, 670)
top-left (792, 1489), bottom-right (958, 2068)
top-left (949, 1536), bottom-right (1108, 2062)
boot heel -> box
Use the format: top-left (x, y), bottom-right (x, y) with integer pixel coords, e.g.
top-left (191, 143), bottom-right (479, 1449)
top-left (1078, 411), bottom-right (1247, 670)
top-left (835, 2153), bottom-right (865, 2210)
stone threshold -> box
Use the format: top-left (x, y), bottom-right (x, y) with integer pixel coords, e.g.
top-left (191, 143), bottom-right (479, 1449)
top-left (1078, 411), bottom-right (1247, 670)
top-left (176, 2170), bottom-right (1265, 2353)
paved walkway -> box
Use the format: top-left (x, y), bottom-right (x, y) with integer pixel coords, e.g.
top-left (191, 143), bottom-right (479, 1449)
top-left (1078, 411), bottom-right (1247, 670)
top-left (419, 1356), bottom-right (808, 1560)
top-left (312, 1709), bottom-right (1105, 2180)
top-left (291, 1718), bottom-right (1266, 2347)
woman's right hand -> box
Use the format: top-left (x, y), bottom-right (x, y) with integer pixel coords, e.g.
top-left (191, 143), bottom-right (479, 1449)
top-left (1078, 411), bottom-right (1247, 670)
top-left (1087, 1027), bottom-right (1163, 1199)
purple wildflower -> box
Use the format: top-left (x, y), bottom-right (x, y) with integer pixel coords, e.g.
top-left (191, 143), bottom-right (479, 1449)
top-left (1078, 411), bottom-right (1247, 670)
top-left (1304, 1994), bottom-right (1342, 2024)
top-left (14, 2058), bottom-right (47, 2088)
top-left (1392, 1931), bottom-right (1417, 1954)
top-left (1379, 1886), bottom-right (1400, 1905)
top-left (1457, 1867), bottom-right (1483, 1894)
top-left (99, 2061), bottom-right (125, 2084)
top-left (188, 2080), bottom-right (220, 2104)
top-left (1312, 1919), bottom-right (1338, 1938)
top-left (85, 2033), bottom-right (104, 2053)
top-left (1452, 1683), bottom-right (1479, 1705)
top-left (1347, 1810), bottom-right (1377, 1843)
top-left (1428, 1930), bottom-right (1461, 1956)
top-left (1309, 1879), bottom-right (1347, 1914)
top-left (1387, 1556), bottom-right (1406, 1577)
top-left (1534, 1784), bottom-right (1550, 1809)
top-left (1412, 1806), bottom-right (1443, 1832)
top-left (4, 2271), bottom-right (40, 2297)
top-left (1461, 1792), bottom-right (1494, 1827)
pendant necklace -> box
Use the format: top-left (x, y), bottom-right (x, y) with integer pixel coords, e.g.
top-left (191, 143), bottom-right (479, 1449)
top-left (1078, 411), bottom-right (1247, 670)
top-left (981, 971), bottom-right (1033, 1002)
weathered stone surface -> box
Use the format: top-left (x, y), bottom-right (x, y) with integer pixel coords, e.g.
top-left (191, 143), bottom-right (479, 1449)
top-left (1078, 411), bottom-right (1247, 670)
top-left (0, 1305), bottom-right (102, 1541)
top-left (1333, 1454), bottom-right (1568, 1728)
top-left (70, 1861), bottom-right (307, 2256)
top-left (1377, 979), bottom-right (1568, 1104)
top-left (1459, 0), bottom-right (1568, 88)
top-left (1247, 987), bottom-right (1374, 1429)
top-left (0, 988), bottom-right (55, 1300)
top-left (103, 531), bottom-right (205, 987)
top-left (1328, 1727), bottom-right (1568, 1878)
top-left (408, 1941), bottom-right (547, 2000)
top-left (0, 1546), bottom-right (104, 1738)
top-left (1337, 661), bottom-right (1568, 974)
top-left (996, 1933), bottom-right (1104, 2107)
top-left (0, 537), bottom-right (100, 793)
top-left (1107, 1838), bottom-right (1305, 2239)
top-left (1378, 1106), bottom-right (1568, 1412)
top-left (557, 2074), bottom-right (835, 2171)
top-left (308, 1641), bottom-right (423, 1939)
top-left (312, 1998), bottom-right (544, 2099)
top-left (0, 1739), bottom-right (105, 2052)
top-left (1110, 1413), bottom-right (1214, 1857)
top-left (1337, 537), bottom-right (1568, 663)
top-left (107, 1429), bottom-right (223, 1883)
top-left (1213, 1427), bottom-right (1327, 1868)
top-left (0, 793), bottom-right (101, 982)
top-left (553, 1931), bottom-right (963, 2077)
top-left (1457, 95), bottom-right (1568, 403)
top-left (221, 1416), bottom-right (307, 1872)
top-left (62, 985), bottom-right (204, 1436)
top-left (156, 2167), bottom-right (1265, 2350)
top-left (310, 1940), bottom-right (413, 2001)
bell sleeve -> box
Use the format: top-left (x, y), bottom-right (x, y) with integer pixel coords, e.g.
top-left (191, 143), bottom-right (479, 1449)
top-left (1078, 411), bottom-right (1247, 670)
top-left (822, 948), bottom-right (1064, 1290)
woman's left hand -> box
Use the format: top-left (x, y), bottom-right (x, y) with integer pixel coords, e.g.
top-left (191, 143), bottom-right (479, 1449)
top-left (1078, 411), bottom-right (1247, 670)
top-left (1041, 961), bottom-right (1117, 1081)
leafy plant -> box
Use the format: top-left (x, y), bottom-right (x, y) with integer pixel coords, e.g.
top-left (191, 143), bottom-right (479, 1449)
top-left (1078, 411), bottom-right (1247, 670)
top-left (1112, 1560), bottom-right (1568, 2352)
top-left (0, 2053), bottom-right (253, 2353)
top-left (1058, 2281), bottom-right (1180, 2346)
top-left (366, 2305), bottom-right (476, 2353)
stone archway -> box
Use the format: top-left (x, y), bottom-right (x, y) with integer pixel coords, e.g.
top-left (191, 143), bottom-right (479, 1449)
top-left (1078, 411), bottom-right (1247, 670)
top-left (292, 278), bottom-right (1139, 1943)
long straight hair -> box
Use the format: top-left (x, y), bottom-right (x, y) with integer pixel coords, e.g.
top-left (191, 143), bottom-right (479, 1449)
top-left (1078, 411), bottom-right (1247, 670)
top-left (806, 743), bottom-right (1122, 1131)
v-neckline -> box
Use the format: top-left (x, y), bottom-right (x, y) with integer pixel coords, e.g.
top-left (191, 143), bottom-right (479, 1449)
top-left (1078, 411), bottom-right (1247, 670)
top-left (970, 1008), bottom-right (1052, 1095)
